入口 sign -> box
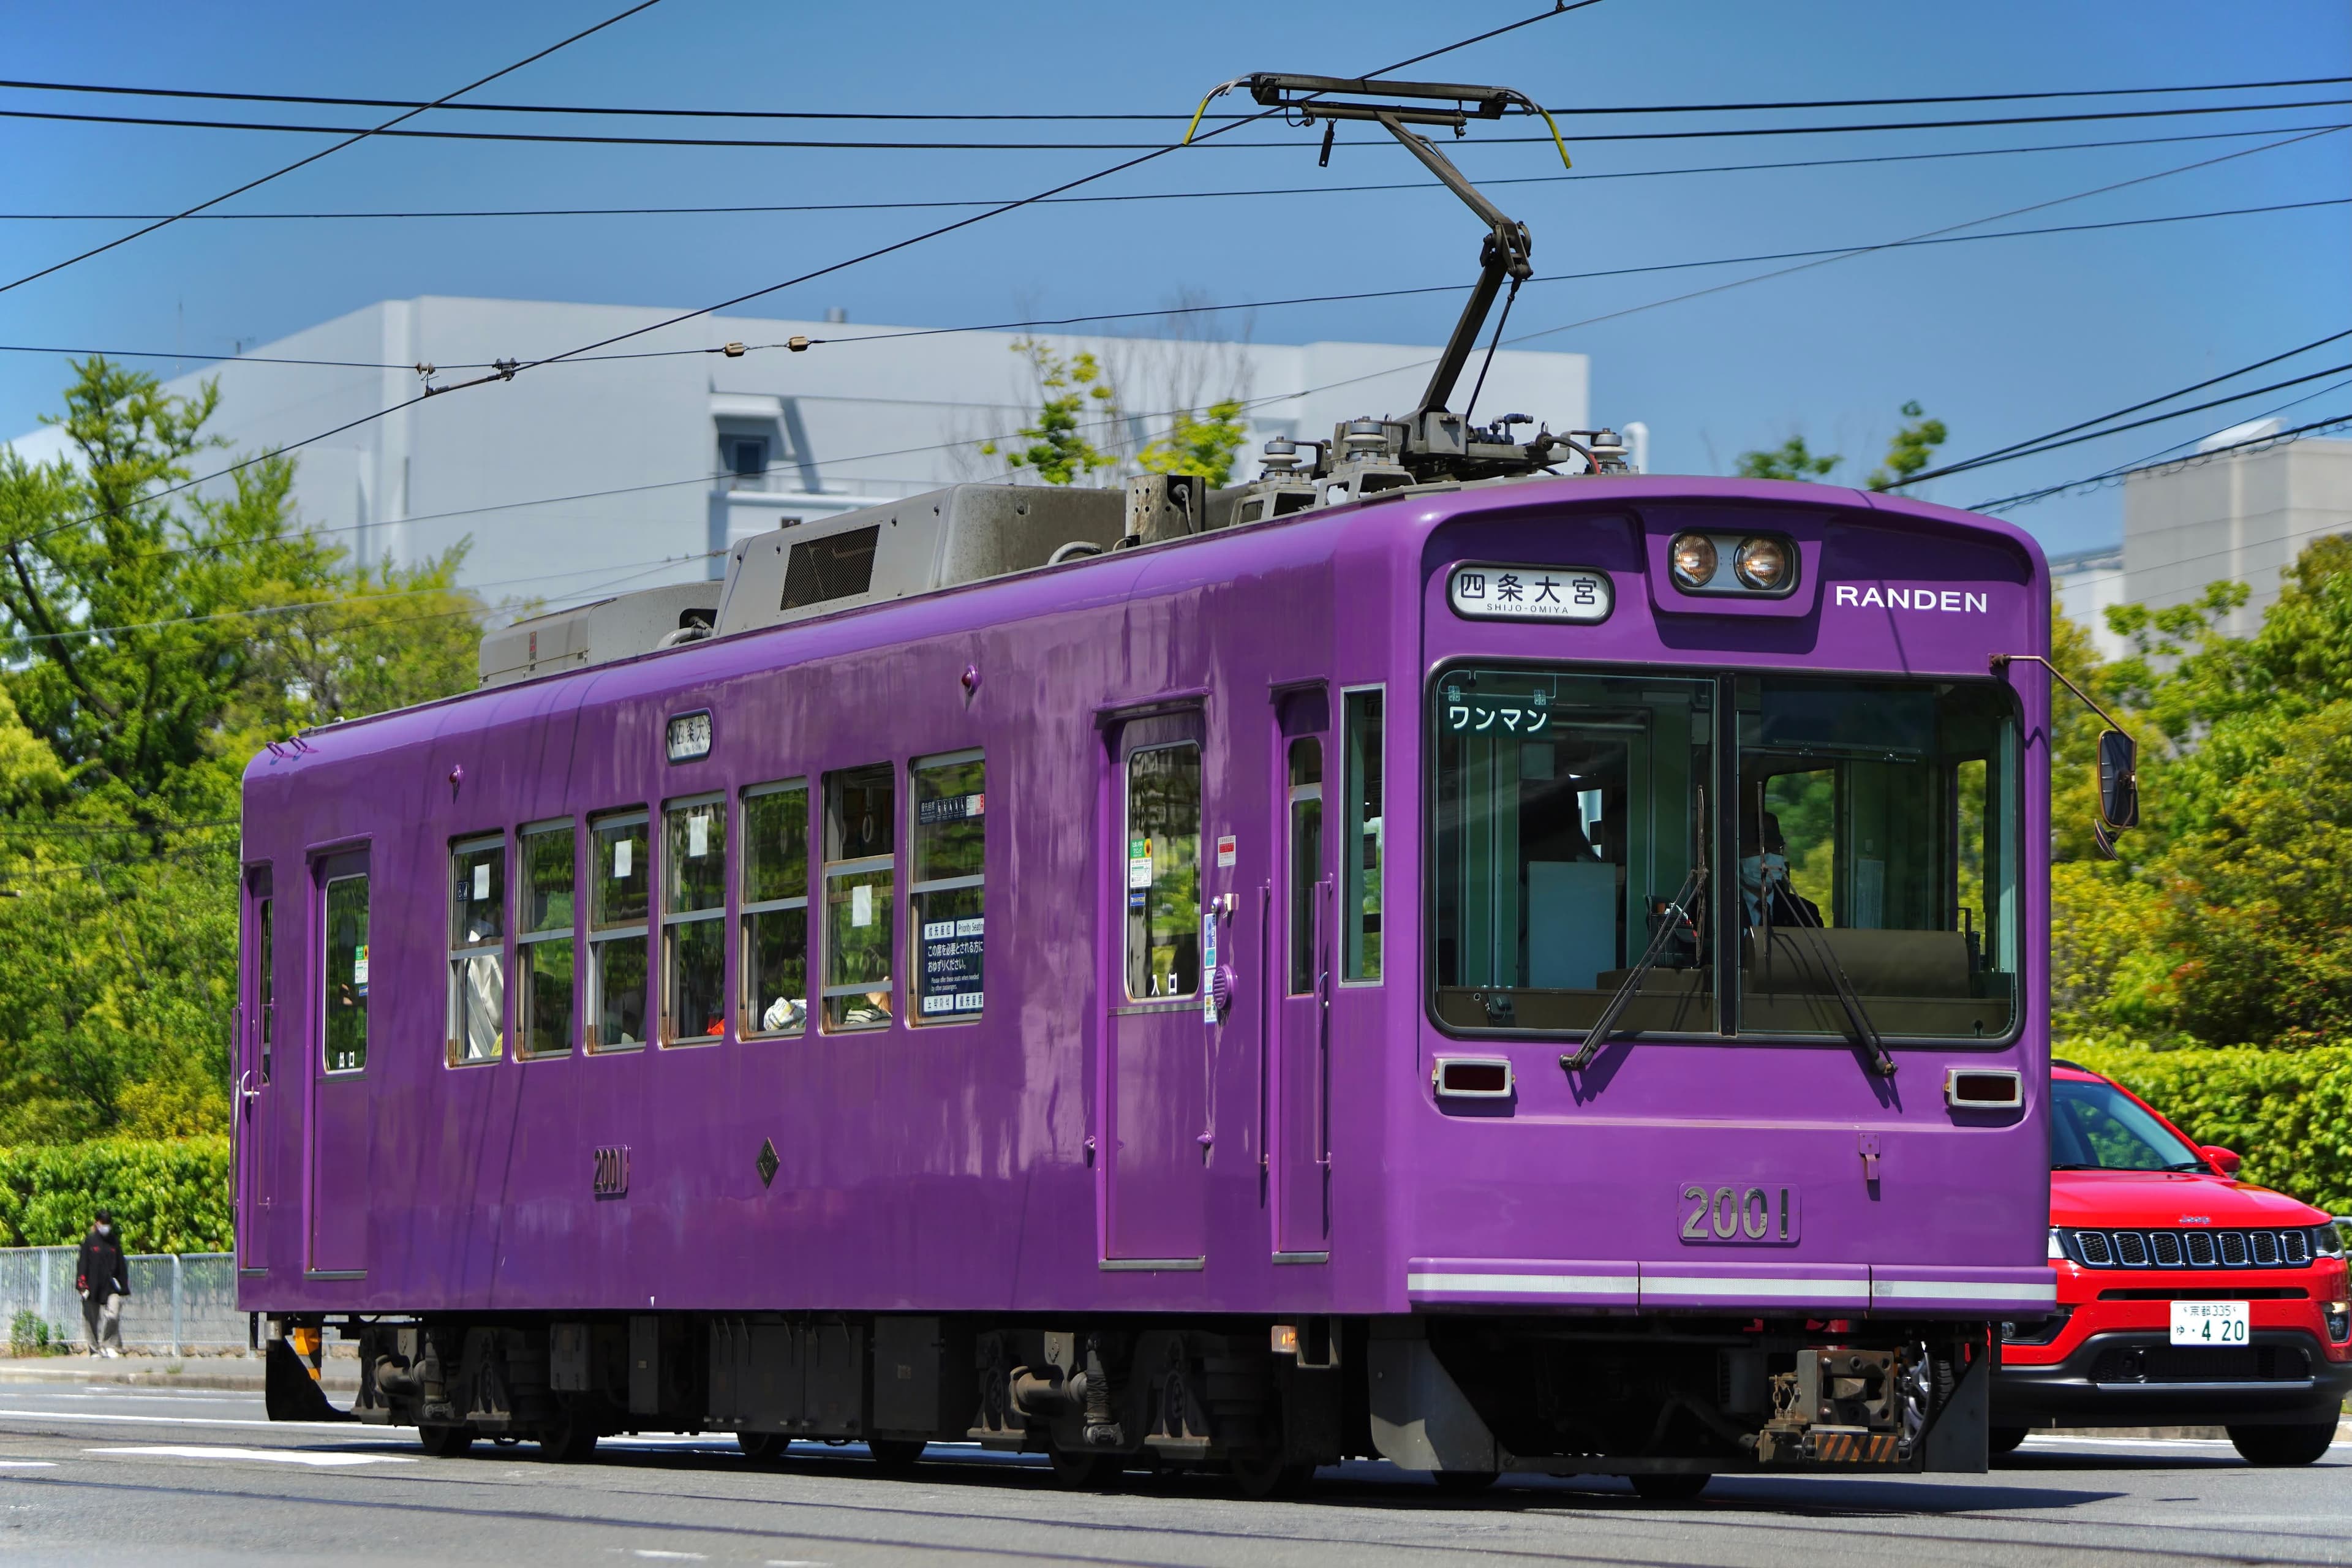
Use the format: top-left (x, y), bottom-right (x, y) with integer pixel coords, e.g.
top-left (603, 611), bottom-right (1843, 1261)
top-left (1448, 562), bottom-right (1612, 623)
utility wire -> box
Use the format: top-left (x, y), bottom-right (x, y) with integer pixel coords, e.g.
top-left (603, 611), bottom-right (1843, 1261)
top-left (24, 189), bottom-right (2340, 586)
top-left (9, 195), bottom-right (2337, 376)
top-left (2, 121), bottom-right (2340, 224)
top-left (0, 0), bottom-right (667, 300)
top-left (0, 4), bottom-right (1597, 557)
top-left (1972, 409), bottom-right (2352, 513)
top-left (1892, 328), bottom-right (2352, 487)
top-left (5, 94), bottom-right (2342, 151)
top-left (0, 72), bottom-right (2337, 121)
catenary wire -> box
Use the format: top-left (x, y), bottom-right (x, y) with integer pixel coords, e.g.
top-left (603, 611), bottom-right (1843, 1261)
top-left (0, 4), bottom-right (1597, 557)
top-left (1892, 328), bottom-right (2352, 487)
top-left (0, 0), bottom-right (667, 300)
top-left (11, 195), bottom-right (2337, 378)
top-left (4, 94), bottom-right (2343, 151)
top-left (0, 72), bottom-right (2338, 121)
top-left (35, 189), bottom-right (2345, 583)
top-left (2, 121), bottom-right (2340, 223)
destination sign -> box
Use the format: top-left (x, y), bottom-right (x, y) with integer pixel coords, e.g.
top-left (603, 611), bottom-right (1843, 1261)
top-left (666, 709), bottom-right (713, 763)
top-left (1447, 562), bottom-right (1612, 623)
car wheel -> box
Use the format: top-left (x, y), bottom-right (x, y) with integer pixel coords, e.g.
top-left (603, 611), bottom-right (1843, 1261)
top-left (1629, 1472), bottom-right (1710, 1503)
top-left (1988, 1426), bottom-right (2029, 1457)
top-left (2228, 1422), bottom-right (2339, 1466)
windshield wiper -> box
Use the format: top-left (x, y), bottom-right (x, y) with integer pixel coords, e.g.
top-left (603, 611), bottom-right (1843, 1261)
top-left (1776, 894), bottom-right (1897, 1079)
top-left (1562, 864), bottom-right (1705, 1074)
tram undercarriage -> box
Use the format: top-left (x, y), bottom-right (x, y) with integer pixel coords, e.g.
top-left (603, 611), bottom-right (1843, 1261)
top-left (263, 1312), bottom-right (1989, 1492)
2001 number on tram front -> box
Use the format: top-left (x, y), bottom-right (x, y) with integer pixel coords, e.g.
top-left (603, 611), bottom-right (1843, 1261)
top-left (1679, 1183), bottom-right (1800, 1245)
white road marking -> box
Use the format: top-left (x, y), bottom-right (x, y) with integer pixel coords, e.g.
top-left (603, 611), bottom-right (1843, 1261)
top-left (0, 1409), bottom-right (369, 1433)
top-left (0, 1461), bottom-right (56, 1468)
top-left (629, 1553), bottom-right (708, 1562)
top-left (765, 1561), bottom-right (832, 1567)
top-left (86, 1445), bottom-right (417, 1468)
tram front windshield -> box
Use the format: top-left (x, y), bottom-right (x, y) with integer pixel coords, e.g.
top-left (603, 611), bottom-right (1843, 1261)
top-left (1430, 668), bottom-right (2019, 1041)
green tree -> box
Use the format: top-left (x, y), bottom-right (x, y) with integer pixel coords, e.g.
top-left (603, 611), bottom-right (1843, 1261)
top-left (979, 339), bottom-right (1120, 485)
top-left (1735, 435), bottom-right (1840, 483)
top-left (0, 359), bottom-right (488, 1140)
top-left (1866, 400), bottom-right (1948, 491)
top-left (1137, 399), bottom-right (1251, 487)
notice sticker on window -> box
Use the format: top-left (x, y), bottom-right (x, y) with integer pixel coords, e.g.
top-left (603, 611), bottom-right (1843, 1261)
top-left (472, 862), bottom-right (489, 900)
top-left (1216, 834), bottom-right (1237, 868)
top-left (688, 813), bottom-right (708, 858)
top-left (614, 838), bottom-right (633, 879)
top-left (850, 883), bottom-right (873, 928)
top-left (1128, 854), bottom-right (1153, 890)
top-left (352, 943), bottom-right (370, 989)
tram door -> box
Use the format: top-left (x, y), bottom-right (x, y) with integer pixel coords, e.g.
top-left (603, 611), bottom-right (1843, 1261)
top-left (235, 867), bottom-right (274, 1272)
top-left (1103, 715), bottom-right (1210, 1264)
top-left (306, 850), bottom-right (372, 1276)
top-left (1273, 693), bottom-right (1332, 1257)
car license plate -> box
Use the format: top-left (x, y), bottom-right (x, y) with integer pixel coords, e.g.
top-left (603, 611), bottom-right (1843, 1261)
top-left (2170, 1300), bottom-right (2250, 1346)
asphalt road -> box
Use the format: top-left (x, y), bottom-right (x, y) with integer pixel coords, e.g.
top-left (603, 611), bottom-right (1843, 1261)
top-left (0, 1384), bottom-right (2344, 1567)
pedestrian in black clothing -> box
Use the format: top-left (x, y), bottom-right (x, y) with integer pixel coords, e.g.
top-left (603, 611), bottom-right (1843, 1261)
top-left (75, 1209), bottom-right (129, 1358)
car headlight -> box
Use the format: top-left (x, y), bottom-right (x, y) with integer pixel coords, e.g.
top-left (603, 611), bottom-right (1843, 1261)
top-left (2316, 1223), bottom-right (2345, 1258)
top-left (2049, 1227), bottom-right (2068, 1261)
top-left (1734, 535), bottom-right (1791, 590)
top-left (1669, 532), bottom-right (1717, 589)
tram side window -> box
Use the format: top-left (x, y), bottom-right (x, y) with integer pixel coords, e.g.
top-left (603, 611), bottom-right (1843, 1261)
top-left (662, 796), bottom-right (727, 1044)
top-left (1125, 744), bottom-right (1202, 1000)
top-left (589, 812), bottom-right (650, 1050)
top-left (1287, 739), bottom-right (1323, 995)
top-left (447, 837), bottom-right (506, 1066)
top-left (257, 894), bottom-right (274, 1083)
top-left (741, 783), bottom-right (809, 1035)
top-left (911, 752), bottom-right (986, 1023)
top-left (323, 873), bottom-right (369, 1073)
top-left (822, 764), bottom-right (895, 1031)
top-left (1343, 690), bottom-right (1384, 982)
top-left (518, 821), bottom-right (576, 1057)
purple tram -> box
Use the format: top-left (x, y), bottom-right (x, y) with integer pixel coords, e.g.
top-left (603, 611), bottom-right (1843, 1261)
top-left (235, 72), bottom-right (2062, 1495)
top-left (236, 453), bottom-right (2060, 1491)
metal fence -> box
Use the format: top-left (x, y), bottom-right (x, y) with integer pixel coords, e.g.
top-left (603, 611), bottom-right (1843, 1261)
top-left (0, 1248), bottom-right (246, 1356)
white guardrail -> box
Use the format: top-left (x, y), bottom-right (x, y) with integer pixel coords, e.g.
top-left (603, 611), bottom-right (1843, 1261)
top-left (0, 1248), bottom-right (246, 1357)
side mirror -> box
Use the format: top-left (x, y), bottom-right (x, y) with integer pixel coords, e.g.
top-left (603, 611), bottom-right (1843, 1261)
top-left (2201, 1144), bottom-right (2242, 1177)
top-left (2097, 729), bottom-right (2139, 830)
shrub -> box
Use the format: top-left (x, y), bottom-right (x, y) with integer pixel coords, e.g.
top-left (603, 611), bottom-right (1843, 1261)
top-left (2060, 1041), bottom-right (2352, 1213)
top-left (0, 1138), bottom-right (231, 1253)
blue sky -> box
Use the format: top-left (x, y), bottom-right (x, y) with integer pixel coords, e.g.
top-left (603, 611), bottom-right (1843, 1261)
top-left (3, 0), bottom-right (2345, 557)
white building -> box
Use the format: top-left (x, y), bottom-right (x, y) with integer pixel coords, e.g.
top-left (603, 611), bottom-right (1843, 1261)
top-left (2050, 545), bottom-right (2127, 660)
top-left (2121, 428), bottom-right (2352, 639)
top-left (12, 296), bottom-right (1592, 611)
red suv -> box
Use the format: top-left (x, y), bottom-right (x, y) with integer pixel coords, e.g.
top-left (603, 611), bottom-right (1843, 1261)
top-left (1992, 1061), bottom-right (2351, 1465)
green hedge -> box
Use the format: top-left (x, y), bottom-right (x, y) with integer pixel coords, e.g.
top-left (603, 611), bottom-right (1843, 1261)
top-left (2060, 1042), bottom-right (2352, 1215)
top-left (0, 1138), bottom-right (230, 1253)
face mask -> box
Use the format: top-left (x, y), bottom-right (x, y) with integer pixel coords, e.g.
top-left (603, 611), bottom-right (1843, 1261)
top-left (1738, 853), bottom-right (1790, 921)
top-left (95, 1224), bottom-right (110, 1237)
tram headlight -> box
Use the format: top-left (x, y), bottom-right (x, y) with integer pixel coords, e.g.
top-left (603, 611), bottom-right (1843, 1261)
top-left (1734, 535), bottom-right (1791, 590)
top-left (1669, 532), bottom-right (1717, 589)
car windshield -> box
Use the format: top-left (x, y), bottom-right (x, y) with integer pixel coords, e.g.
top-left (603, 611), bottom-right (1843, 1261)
top-left (1428, 665), bottom-right (2020, 1039)
top-left (2051, 1077), bottom-right (2204, 1171)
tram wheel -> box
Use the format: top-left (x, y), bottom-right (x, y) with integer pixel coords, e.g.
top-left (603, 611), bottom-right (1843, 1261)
top-left (537, 1419), bottom-right (598, 1463)
top-left (417, 1423), bottom-right (476, 1459)
top-left (737, 1433), bottom-right (790, 1463)
top-left (1047, 1445), bottom-right (1123, 1491)
top-left (868, 1438), bottom-right (925, 1474)
top-left (1628, 1472), bottom-right (1710, 1503)
top-left (1229, 1448), bottom-right (1314, 1500)
top-left (1430, 1470), bottom-right (1498, 1497)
